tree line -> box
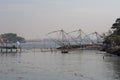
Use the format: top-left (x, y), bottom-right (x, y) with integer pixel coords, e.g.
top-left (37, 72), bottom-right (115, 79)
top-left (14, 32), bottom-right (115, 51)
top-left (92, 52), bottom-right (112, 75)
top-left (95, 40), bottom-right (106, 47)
top-left (0, 33), bottom-right (25, 43)
top-left (104, 18), bottom-right (120, 46)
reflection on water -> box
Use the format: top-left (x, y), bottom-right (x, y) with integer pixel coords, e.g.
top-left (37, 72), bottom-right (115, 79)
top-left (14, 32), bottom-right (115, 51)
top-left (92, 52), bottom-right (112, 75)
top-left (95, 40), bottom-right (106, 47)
top-left (0, 50), bottom-right (120, 80)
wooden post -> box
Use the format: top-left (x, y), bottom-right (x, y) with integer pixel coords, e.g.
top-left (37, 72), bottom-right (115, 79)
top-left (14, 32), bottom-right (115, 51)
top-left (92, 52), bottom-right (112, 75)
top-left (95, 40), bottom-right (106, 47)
top-left (20, 47), bottom-right (22, 53)
top-left (1, 48), bottom-right (2, 53)
top-left (16, 48), bottom-right (18, 53)
top-left (10, 48), bottom-right (12, 53)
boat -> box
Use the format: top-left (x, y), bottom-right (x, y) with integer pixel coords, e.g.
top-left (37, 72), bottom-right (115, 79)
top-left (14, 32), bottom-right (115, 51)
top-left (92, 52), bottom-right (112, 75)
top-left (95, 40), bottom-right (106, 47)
top-left (61, 49), bottom-right (68, 53)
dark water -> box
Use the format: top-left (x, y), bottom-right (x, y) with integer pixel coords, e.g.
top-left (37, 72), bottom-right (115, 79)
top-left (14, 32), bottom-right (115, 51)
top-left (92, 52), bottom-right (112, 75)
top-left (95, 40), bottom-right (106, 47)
top-left (0, 50), bottom-right (120, 80)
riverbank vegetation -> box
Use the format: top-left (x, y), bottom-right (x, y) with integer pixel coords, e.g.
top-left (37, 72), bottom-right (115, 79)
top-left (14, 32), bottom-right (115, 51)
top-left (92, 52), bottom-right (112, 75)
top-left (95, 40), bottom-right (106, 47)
top-left (103, 18), bottom-right (120, 56)
top-left (104, 18), bottom-right (120, 45)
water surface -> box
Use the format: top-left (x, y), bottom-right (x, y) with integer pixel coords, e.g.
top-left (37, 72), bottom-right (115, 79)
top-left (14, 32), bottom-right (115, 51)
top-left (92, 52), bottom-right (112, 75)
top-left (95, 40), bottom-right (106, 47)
top-left (0, 50), bottom-right (120, 80)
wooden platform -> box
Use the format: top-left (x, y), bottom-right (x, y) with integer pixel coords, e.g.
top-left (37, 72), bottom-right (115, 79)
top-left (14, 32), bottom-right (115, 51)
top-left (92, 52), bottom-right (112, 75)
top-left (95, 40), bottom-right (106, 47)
top-left (0, 46), bottom-right (21, 53)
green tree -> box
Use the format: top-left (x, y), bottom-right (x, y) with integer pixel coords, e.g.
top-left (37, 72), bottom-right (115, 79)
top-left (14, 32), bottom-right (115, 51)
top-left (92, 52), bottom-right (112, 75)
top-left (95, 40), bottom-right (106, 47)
top-left (0, 33), bottom-right (25, 43)
top-left (104, 18), bottom-right (120, 46)
top-left (111, 18), bottom-right (120, 35)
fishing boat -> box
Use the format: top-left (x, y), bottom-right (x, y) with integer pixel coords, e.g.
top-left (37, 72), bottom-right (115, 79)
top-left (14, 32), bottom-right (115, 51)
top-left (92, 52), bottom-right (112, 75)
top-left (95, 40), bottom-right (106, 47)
top-left (61, 49), bottom-right (68, 53)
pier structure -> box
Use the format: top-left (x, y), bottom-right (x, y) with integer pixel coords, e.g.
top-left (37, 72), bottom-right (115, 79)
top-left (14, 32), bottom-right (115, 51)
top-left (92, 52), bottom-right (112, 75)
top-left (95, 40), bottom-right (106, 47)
top-left (0, 38), bottom-right (21, 53)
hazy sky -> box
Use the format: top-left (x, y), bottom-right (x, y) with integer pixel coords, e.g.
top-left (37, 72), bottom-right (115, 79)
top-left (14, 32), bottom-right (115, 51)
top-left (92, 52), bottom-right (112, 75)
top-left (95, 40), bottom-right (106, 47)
top-left (0, 0), bottom-right (120, 39)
